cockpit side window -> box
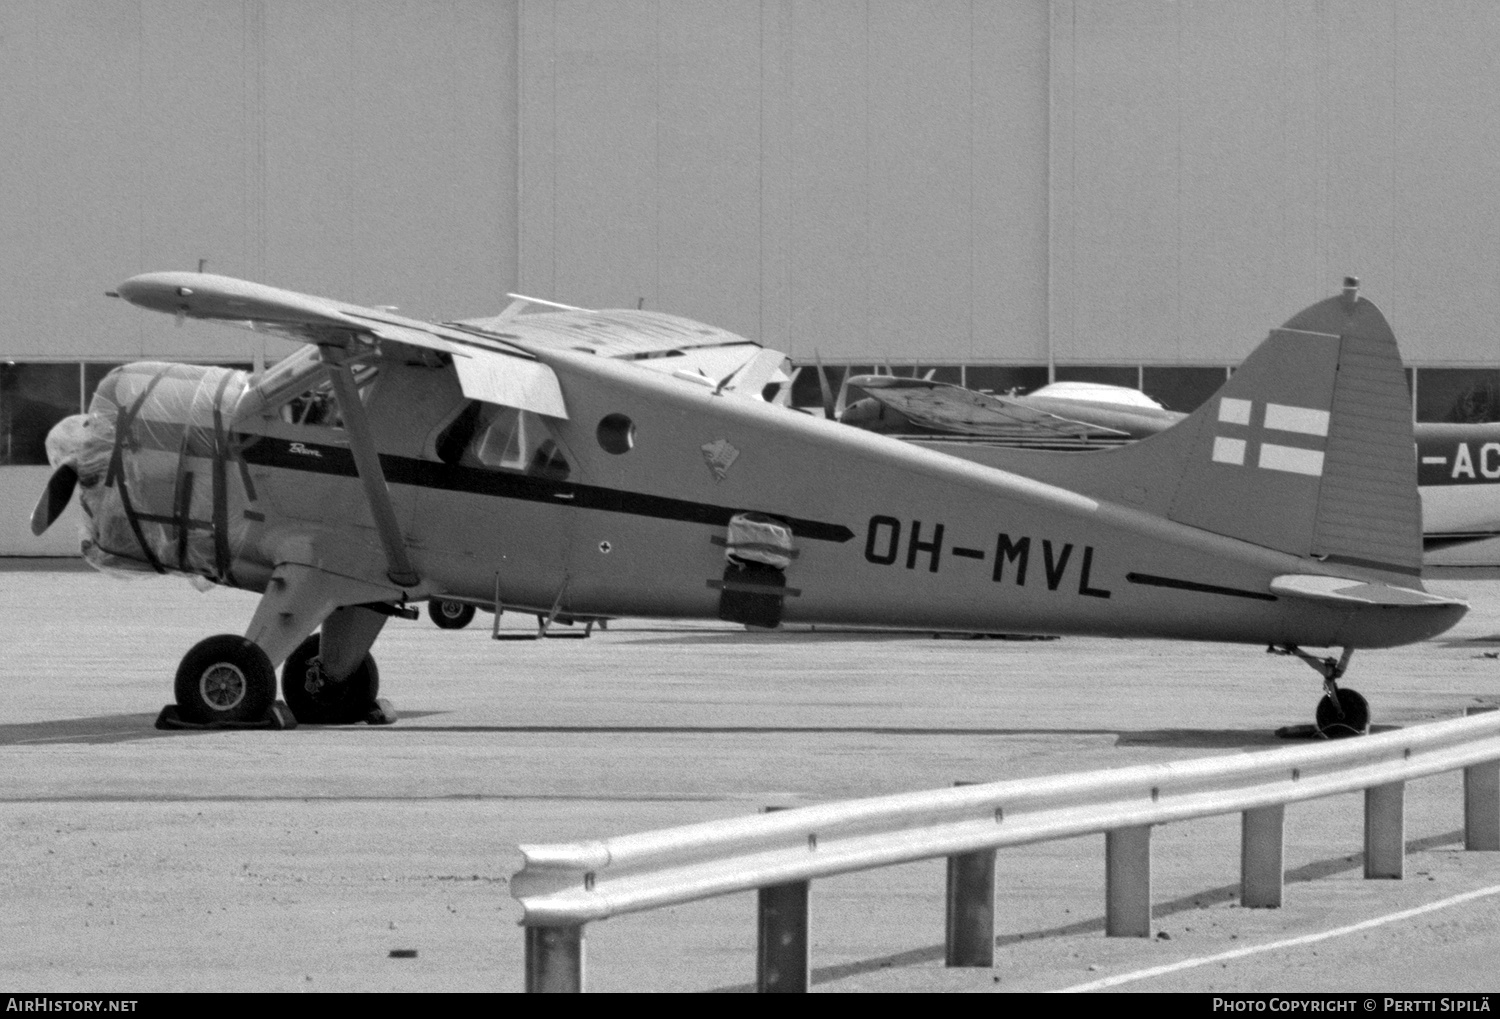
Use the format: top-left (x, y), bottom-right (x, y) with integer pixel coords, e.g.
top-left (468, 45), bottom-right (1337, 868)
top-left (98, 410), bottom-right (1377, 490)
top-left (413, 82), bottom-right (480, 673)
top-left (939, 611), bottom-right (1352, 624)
top-left (434, 400), bottom-right (570, 481)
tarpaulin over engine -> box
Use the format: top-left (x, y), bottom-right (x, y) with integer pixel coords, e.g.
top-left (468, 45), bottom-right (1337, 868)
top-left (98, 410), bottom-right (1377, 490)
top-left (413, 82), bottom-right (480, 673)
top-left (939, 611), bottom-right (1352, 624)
top-left (61, 362), bottom-right (254, 580)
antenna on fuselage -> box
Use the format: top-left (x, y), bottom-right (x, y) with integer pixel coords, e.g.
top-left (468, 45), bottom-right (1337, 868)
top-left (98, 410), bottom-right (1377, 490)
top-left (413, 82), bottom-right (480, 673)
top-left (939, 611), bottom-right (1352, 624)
top-left (198, 258), bottom-right (208, 273)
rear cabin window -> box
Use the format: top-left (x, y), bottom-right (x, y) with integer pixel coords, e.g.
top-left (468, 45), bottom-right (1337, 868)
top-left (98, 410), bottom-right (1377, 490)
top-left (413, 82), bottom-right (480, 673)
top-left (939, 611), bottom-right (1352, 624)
top-left (436, 401), bottom-right (570, 480)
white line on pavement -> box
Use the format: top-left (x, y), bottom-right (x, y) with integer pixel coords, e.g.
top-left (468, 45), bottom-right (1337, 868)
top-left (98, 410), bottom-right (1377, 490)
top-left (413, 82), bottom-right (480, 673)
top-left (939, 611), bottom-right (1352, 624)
top-left (1056, 882), bottom-right (1500, 993)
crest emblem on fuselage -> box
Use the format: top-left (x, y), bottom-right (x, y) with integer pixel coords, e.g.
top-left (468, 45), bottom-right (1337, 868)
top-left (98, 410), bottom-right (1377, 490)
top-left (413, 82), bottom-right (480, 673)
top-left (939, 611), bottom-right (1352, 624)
top-left (700, 439), bottom-right (739, 482)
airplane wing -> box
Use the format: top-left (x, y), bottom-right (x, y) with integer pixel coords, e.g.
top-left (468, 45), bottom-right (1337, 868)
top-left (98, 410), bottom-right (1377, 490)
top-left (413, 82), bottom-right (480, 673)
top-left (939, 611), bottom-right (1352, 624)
top-left (113, 272), bottom-right (568, 418)
top-left (847, 375), bottom-right (1130, 441)
top-left (454, 302), bottom-right (789, 394)
top-left (114, 273), bottom-right (785, 409)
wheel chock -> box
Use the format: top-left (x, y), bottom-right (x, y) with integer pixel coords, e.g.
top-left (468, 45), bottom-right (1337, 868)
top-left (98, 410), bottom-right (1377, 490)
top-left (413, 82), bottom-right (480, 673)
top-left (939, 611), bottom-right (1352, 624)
top-left (155, 700), bottom-right (299, 731)
top-left (366, 698), bottom-right (398, 725)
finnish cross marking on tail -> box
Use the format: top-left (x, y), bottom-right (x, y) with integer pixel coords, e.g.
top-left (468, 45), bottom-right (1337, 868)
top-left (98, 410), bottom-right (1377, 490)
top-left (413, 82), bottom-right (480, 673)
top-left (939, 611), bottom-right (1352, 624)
top-left (1210, 397), bottom-right (1330, 477)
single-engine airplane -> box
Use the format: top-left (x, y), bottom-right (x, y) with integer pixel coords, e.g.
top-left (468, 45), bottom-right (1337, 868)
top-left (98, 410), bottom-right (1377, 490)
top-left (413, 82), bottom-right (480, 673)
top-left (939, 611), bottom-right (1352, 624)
top-left (30, 272), bottom-right (1465, 736)
top-left (823, 345), bottom-right (1500, 561)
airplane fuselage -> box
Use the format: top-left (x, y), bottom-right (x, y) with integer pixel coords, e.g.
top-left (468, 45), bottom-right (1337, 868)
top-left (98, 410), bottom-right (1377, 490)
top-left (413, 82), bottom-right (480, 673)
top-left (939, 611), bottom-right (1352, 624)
top-left (84, 345), bottom-right (1458, 652)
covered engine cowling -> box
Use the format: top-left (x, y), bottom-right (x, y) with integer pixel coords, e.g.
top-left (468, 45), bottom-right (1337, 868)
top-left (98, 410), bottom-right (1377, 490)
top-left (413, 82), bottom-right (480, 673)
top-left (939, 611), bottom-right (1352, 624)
top-left (61, 362), bottom-right (254, 580)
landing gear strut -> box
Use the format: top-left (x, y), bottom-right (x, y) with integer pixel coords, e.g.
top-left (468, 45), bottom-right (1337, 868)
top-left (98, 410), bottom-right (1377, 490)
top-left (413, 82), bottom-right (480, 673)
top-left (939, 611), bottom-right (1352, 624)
top-left (1269, 645), bottom-right (1370, 738)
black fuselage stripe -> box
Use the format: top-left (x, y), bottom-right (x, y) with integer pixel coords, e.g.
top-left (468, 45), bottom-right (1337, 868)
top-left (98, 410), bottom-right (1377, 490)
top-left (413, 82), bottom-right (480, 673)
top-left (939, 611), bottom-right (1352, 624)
top-left (236, 435), bottom-right (854, 543)
top-left (1125, 572), bottom-right (1278, 602)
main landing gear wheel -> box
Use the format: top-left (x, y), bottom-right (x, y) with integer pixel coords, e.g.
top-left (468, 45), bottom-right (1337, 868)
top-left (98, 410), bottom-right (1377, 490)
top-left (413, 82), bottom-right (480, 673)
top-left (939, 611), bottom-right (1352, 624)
top-left (281, 634), bottom-right (380, 725)
top-left (429, 599), bottom-right (476, 630)
top-left (174, 635), bottom-right (277, 724)
top-left (1315, 688), bottom-right (1370, 739)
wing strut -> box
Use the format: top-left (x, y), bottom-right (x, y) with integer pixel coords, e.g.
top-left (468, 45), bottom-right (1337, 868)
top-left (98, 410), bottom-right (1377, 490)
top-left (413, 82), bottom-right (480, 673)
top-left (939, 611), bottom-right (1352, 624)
top-left (325, 357), bottom-right (420, 588)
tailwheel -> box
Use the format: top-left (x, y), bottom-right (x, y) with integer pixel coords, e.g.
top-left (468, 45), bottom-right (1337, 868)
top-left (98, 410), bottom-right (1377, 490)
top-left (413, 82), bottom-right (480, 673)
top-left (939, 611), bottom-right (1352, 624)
top-left (429, 599), bottom-right (476, 630)
top-left (1270, 644), bottom-right (1371, 738)
top-left (174, 635), bottom-right (277, 724)
top-left (281, 633), bottom-right (380, 725)
top-left (1315, 687), bottom-right (1370, 739)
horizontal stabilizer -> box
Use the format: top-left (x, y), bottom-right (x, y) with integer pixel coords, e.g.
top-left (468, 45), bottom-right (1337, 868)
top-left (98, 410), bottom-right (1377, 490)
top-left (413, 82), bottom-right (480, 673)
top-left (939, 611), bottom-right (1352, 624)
top-left (1269, 574), bottom-right (1467, 609)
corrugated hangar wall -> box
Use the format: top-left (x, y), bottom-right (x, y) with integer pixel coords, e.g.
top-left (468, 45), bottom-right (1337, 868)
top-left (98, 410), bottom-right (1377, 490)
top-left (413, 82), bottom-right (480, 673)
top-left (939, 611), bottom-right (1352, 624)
top-left (0, 0), bottom-right (518, 363)
top-left (7, 0), bottom-right (1500, 555)
top-left (518, 0), bottom-right (1500, 368)
top-left (522, 0), bottom-right (1050, 366)
top-left (4, 0), bottom-right (1500, 366)
top-left (1051, 0), bottom-right (1500, 368)
top-left (516, 0), bottom-right (1050, 365)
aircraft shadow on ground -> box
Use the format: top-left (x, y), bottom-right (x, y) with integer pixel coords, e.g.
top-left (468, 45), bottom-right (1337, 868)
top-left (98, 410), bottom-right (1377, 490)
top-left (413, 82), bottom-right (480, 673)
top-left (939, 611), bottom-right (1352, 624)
top-left (0, 713), bottom-right (182, 746)
top-left (0, 710), bottom-right (451, 744)
top-left (622, 632), bottom-right (969, 646)
top-left (617, 629), bottom-right (1061, 646)
top-left (385, 723), bottom-right (1293, 749)
top-left (707, 829), bottom-right (1466, 992)
top-left (1114, 725), bottom-right (1403, 749)
top-left (379, 723), bottom-right (1125, 738)
top-left (2, 716), bottom-right (1368, 749)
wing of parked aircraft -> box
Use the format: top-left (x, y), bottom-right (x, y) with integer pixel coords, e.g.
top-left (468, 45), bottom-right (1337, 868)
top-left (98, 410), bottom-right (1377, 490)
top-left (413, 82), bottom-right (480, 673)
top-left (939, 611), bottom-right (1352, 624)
top-left (825, 372), bottom-right (1188, 447)
top-left (456, 296), bottom-right (788, 394)
top-left (112, 272), bottom-right (570, 419)
top-left (835, 375), bottom-right (1132, 444)
top-left (112, 273), bottom-right (787, 414)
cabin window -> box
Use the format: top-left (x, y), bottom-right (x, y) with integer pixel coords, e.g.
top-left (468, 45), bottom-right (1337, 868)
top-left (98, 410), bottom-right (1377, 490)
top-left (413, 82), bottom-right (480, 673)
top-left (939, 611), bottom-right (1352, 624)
top-left (435, 400), bottom-right (570, 480)
top-left (596, 413), bottom-right (635, 454)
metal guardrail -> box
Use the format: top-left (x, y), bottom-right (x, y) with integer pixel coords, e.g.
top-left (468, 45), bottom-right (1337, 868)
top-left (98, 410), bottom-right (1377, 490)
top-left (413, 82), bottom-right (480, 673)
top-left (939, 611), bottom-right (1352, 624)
top-left (510, 708), bottom-right (1500, 992)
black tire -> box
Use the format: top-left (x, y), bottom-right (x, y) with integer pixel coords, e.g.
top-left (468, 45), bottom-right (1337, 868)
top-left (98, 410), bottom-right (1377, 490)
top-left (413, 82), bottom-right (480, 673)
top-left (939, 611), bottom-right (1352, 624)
top-left (1315, 688), bottom-right (1370, 738)
top-left (281, 633), bottom-right (380, 725)
top-left (174, 635), bottom-right (277, 724)
top-left (428, 599), bottom-right (476, 630)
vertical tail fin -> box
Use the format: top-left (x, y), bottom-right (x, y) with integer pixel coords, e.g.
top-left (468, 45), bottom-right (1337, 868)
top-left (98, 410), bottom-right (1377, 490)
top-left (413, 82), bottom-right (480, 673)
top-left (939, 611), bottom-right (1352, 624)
top-left (917, 280), bottom-right (1422, 582)
top-left (1165, 280), bottom-right (1420, 577)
